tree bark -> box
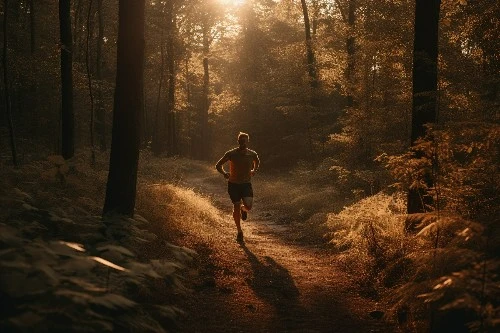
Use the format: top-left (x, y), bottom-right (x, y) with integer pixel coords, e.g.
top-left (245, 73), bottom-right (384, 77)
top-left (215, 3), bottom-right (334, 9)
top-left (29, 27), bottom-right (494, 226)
top-left (29, 0), bottom-right (35, 54)
top-left (96, 0), bottom-right (106, 151)
top-left (166, 1), bottom-right (177, 156)
top-left (300, 0), bottom-right (317, 88)
top-left (103, 0), bottom-right (145, 216)
top-left (346, 0), bottom-right (356, 108)
top-left (152, 26), bottom-right (165, 156)
top-left (59, 0), bottom-right (74, 159)
top-left (311, 0), bottom-right (318, 36)
top-left (3, 0), bottom-right (18, 166)
top-left (407, 0), bottom-right (441, 214)
top-left (86, 0), bottom-right (95, 163)
top-left (200, 14), bottom-right (210, 160)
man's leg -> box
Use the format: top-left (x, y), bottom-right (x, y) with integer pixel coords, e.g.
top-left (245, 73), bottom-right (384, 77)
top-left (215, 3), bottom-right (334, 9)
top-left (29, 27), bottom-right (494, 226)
top-left (233, 202), bottom-right (243, 231)
top-left (241, 197), bottom-right (253, 211)
top-left (228, 182), bottom-right (244, 241)
top-left (240, 183), bottom-right (254, 221)
top-left (233, 201), bottom-right (244, 242)
top-left (240, 197), bottom-right (253, 221)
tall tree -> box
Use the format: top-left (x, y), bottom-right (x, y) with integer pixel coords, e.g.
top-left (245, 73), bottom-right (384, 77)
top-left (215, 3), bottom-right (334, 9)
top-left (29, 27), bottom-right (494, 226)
top-left (103, 0), bottom-right (145, 216)
top-left (152, 20), bottom-right (166, 156)
top-left (345, 0), bottom-right (356, 108)
top-left (59, 0), bottom-right (74, 159)
top-left (335, 0), bottom-right (357, 107)
top-left (29, 0), bottom-right (35, 54)
top-left (199, 9), bottom-right (211, 160)
top-left (3, 0), bottom-right (18, 166)
top-left (407, 0), bottom-right (441, 214)
top-left (300, 0), bottom-right (318, 88)
top-left (95, 0), bottom-right (106, 151)
top-left (85, 0), bottom-right (96, 163)
top-left (165, 0), bottom-right (177, 156)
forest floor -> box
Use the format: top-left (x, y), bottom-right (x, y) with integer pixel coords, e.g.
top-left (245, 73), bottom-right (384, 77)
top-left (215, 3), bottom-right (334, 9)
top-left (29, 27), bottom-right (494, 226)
top-left (138, 162), bottom-right (396, 333)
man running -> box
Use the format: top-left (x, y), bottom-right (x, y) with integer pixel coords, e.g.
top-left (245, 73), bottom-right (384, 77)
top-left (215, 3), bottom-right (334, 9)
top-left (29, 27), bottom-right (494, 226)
top-left (215, 132), bottom-right (260, 242)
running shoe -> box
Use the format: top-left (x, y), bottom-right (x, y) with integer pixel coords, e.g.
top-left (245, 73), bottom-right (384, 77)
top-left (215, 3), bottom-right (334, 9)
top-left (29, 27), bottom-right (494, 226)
top-left (241, 206), bottom-right (248, 221)
top-left (236, 231), bottom-right (244, 242)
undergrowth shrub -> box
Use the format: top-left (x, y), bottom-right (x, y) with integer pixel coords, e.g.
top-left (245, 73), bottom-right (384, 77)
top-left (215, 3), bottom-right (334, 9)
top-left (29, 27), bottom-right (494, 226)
top-left (325, 192), bottom-right (408, 290)
top-left (375, 122), bottom-right (500, 332)
top-left (0, 154), bottom-right (195, 332)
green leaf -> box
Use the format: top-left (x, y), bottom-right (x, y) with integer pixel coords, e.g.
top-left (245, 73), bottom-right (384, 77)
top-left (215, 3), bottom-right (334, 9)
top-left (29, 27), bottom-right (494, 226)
top-left (91, 256), bottom-right (128, 272)
top-left (22, 203), bottom-right (39, 212)
top-left (0, 248), bottom-right (16, 258)
top-left (154, 305), bottom-right (184, 319)
top-left (59, 257), bottom-right (96, 272)
top-left (55, 289), bottom-right (92, 305)
top-left (48, 241), bottom-right (85, 258)
top-left (150, 260), bottom-right (181, 276)
top-left (416, 222), bottom-right (437, 237)
top-left (12, 188), bottom-right (33, 201)
top-left (59, 241), bottom-right (86, 252)
top-left (0, 271), bottom-right (51, 297)
top-left (65, 277), bottom-right (107, 292)
top-left (91, 294), bottom-right (136, 310)
top-left (126, 262), bottom-right (161, 278)
top-left (97, 245), bottom-right (136, 257)
top-left (0, 225), bottom-right (23, 246)
top-left (8, 311), bottom-right (44, 328)
top-left (33, 262), bottom-right (60, 285)
top-left (0, 260), bottom-right (31, 270)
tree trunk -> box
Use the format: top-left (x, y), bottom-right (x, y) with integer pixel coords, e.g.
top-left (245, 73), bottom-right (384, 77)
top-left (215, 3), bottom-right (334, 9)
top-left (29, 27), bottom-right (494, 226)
top-left (86, 0), bottom-right (95, 163)
top-left (166, 1), bottom-right (177, 156)
top-left (3, 0), bottom-right (18, 166)
top-left (407, 0), bottom-right (441, 214)
top-left (103, 0), bottom-right (145, 216)
top-left (346, 0), bottom-right (356, 108)
top-left (96, 0), bottom-right (106, 150)
top-left (29, 0), bottom-right (35, 54)
top-left (311, 0), bottom-right (318, 36)
top-left (59, 0), bottom-right (74, 159)
top-left (200, 15), bottom-right (210, 160)
top-left (300, 0), bottom-right (317, 88)
top-left (152, 27), bottom-right (165, 156)
top-left (185, 57), bottom-right (192, 157)
top-left (73, 0), bottom-right (83, 62)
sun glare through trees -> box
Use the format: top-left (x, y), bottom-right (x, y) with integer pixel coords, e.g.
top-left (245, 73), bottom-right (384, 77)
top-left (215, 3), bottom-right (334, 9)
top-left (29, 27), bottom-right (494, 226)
top-left (218, 0), bottom-right (246, 7)
top-left (1, 0), bottom-right (498, 332)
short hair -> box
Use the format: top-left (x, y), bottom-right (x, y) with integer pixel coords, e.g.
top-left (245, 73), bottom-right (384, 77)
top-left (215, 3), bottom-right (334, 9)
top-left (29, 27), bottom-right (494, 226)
top-left (238, 132), bottom-right (249, 141)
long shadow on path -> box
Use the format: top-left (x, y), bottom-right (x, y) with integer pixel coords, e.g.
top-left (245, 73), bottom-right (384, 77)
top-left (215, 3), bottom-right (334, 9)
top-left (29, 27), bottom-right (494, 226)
top-left (240, 243), bottom-right (313, 331)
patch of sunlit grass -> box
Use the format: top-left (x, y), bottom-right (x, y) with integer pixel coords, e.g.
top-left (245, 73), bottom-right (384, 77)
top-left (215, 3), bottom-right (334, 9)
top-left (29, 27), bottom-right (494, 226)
top-left (258, 178), bottom-right (339, 217)
top-left (0, 150), bottom-right (190, 331)
top-left (325, 191), bottom-right (409, 289)
top-left (137, 181), bottom-right (231, 251)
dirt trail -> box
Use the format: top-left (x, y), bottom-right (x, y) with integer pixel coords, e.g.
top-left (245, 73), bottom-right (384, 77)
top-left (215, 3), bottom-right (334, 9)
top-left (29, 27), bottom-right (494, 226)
top-left (166, 172), bottom-right (393, 333)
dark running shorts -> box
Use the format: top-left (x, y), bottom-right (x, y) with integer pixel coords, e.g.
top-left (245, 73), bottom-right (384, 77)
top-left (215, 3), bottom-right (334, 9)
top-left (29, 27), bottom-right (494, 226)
top-left (227, 182), bottom-right (253, 203)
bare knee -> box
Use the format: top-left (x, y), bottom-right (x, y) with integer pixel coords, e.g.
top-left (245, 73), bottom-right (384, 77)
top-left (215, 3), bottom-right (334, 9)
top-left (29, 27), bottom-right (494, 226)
top-left (242, 197), bottom-right (253, 211)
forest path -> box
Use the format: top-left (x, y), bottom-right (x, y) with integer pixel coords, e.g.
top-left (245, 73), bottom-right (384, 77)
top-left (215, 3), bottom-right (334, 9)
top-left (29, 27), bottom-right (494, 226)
top-left (152, 169), bottom-right (392, 333)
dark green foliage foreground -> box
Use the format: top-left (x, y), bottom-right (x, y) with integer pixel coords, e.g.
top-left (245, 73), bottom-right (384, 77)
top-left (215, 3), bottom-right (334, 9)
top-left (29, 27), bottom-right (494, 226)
top-left (0, 158), bottom-right (194, 332)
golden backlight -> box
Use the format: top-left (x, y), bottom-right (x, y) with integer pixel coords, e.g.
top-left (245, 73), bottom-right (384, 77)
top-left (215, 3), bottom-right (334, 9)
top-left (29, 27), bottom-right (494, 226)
top-left (218, 0), bottom-right (246, 6)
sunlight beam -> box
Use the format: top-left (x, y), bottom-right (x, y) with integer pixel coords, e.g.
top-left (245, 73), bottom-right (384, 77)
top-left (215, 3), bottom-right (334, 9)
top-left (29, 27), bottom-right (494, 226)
top-left (218, 0), bottom-right (246, 7)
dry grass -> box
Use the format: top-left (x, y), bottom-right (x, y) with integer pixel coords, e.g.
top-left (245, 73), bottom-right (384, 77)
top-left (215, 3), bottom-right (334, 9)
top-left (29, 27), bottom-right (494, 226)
top-left (0, 150), bottom-right (195, 332)
top-left (324, 191), bottom-right (411, 294)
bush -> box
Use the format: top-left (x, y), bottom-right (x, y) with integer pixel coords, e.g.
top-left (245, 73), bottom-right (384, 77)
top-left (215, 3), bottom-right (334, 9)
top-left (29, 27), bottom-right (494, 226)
top-left (0, 156), bottom-right (194, 332)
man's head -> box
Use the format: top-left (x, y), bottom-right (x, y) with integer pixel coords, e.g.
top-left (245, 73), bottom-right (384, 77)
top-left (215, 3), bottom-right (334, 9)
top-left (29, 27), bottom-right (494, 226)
top-left (237, 132), bottom-right (249, 148)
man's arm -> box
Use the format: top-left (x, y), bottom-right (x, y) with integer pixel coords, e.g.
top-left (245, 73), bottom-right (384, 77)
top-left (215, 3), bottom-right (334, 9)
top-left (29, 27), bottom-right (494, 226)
top-left (215, 153), bottom-right (230, 178)
top-left (251, 153), bottom-right (260, 175)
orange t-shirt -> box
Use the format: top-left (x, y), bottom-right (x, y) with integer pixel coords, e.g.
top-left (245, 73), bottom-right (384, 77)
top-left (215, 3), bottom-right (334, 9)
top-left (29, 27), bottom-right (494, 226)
top-left (222, 148), bottom-right (259, 184)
